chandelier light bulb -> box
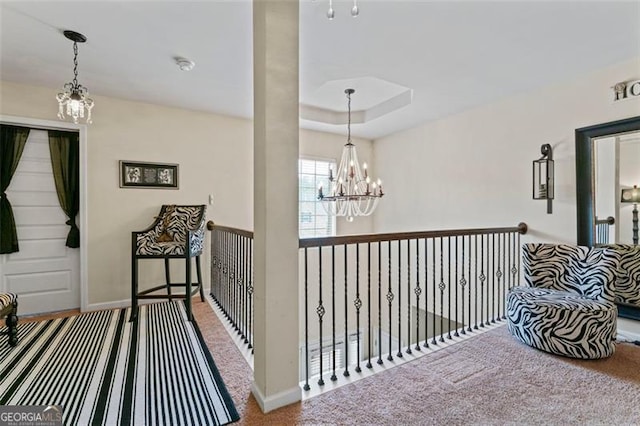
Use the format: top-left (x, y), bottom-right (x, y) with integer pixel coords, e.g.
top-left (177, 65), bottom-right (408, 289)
top-left (327, 0), bottom-right (335, 19)
top-left (351, 0), bottom-right (359, 17)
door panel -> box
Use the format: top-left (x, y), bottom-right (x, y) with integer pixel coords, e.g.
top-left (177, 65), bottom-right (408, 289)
top-left (1, 129), bottom-right (80, 315)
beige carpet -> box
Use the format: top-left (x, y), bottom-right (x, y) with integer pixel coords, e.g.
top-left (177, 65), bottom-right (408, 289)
top-left (195, 301), bottom-right (640, 425)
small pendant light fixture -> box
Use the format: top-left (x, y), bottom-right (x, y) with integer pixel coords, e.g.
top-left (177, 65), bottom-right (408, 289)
top-left (325, 0), bottom-right (359, 19)
top-left (56, 30), bottom-right (94, 124)
top-left (318, 88), bottom-right (384, 222)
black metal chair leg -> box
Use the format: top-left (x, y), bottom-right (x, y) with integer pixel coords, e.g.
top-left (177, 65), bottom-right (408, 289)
top-left (196, 255), bottom-right (204, 302)
top-left (7, 302), bottom-right (18, 347)
top-left (164, 258), bottom-right (172, 296)
top-left (185, 255), bottom-right (193, 321)
top-left (130, 252), bottom-right (139, 322)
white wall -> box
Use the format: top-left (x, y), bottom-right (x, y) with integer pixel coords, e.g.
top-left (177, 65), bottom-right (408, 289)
top-left (619, 137), bottom-right (640, 244)
top-left (372, 58), bottom-right (640, 245)
top-left (0, 80), bottom-right (373, 308)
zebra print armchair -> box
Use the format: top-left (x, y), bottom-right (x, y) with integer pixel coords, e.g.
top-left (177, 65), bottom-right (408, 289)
top-left (130, 205), bottom-right (206, 322)
top-left (507, 244), bottom-right (618, 359)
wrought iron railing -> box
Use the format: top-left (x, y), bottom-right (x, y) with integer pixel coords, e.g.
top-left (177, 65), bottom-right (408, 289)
top-left (595, 216), bottom-right (615, 246)
top-left (208, 222), bottom-right (254, 352)
top-left (208, 221), bottom-right (528, 392)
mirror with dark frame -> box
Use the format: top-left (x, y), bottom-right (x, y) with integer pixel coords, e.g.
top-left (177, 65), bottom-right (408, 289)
top-left (575, 115), bottom-right (640, 321)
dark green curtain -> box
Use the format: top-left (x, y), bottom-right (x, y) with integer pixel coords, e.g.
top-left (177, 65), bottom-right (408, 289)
top-left (48, 130), bottom-right (80, 248)
top-left (0, 125), bottom-right (30, 254)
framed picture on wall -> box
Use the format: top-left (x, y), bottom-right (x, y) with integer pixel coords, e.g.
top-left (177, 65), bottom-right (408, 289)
top-left (119, 161), bottom-right (179, 189)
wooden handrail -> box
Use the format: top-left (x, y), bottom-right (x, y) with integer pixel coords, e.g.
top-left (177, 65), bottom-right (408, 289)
top-left (207, 220), bottom-right (528, 249)
top-left (299, 222), bottom-right (528, 248)
top-left (595, 216), bottom-right (615, 225)
top-left (207, 221), bottom-right (254, 239)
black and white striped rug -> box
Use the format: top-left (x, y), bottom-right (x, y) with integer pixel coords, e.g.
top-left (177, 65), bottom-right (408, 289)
top-left (0, 302), bottom-right (239, 425)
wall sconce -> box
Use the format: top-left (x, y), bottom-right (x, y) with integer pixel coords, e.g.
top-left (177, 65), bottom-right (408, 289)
top-left (621, 185), bottom-right (640, 245)
top-left (533, 143), bottom-right (554, 214)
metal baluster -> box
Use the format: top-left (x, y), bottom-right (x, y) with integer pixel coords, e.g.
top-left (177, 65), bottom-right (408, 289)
top-left (303, 247), bottom-right (310, 391)
top-left (331, 245), bottom-right (338, 381)
top-left (244, 236), bottom-right (249, 344)
top-left (318, 247), bottom-right (325, 386)
top-left (479, 234), bottom-right (485, 328)
top-left (355, 244), bottom-right (362, 372)
top-left (460, 236), bottom-right (467, 335)
top-left (366, 242), bottom-right (373, 369)
top-left (415, 239), bottom-right (422, 351)
top-left (240, 236), bottom-right (246, 341)
top-left (423, 238), bottom-right (429, 348)
top-left (377, 242), bottom-right (383, 365)
top-left (406, 239), bottom-right (412, 354)
top-left (517, 231), bottom-right (521, 284)
top-left (454, 236), bottom-right (460, 337)
top-left (511, 232), bottom-right (517, 291)
top-left (492, 233), bottom-right (497, 324)
top-left (387, 241), bottom-right (394, 361)
top-left (467, 235), bottom-right (472, 333)
top-left (344, 244), bottom-right (350, 377)
top-left (248, 238), bottom-right (253, 352)
top-left (235, 234), bottom-right (240, 333)
top-left (431, 238), bottom-right (437, 345)
top-left (473, 235), bottom-right (479, 330)
top-left (228, 232), bottom-right (233, 324)
top-left (439, 237), bottom-right (445, 343)
top-left (501, 233), bottom-right (506, 319)
top-left (447, 236), bottom-right (452, 340)
top-left (222, 231), bottom-right (228, 319)
top-left (397, 240), bottom-right (403, 358)
top-left (209, 229), bottom-right (218, 301)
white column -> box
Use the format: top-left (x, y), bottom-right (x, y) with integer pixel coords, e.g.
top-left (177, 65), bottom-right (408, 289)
top-left (251, 0), bottom-right (301, 413)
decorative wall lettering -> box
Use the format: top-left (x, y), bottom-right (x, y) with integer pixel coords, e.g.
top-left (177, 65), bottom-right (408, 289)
top-left (614, 79), bottom-right (640, 102)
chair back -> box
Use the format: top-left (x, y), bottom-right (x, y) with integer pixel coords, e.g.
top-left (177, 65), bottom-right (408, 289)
top-left (522, 244), bottom-right (616, 303)
top-left (596, 244), bottom-right (640, 308)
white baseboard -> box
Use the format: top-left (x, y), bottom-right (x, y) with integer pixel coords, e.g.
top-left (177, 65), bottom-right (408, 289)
top-left (618, 318), bottom-right (640, 342)
top-left (85, 299), bottom-right (133, 312)
top-left (251, 382), bottom-right (301, 413)
top-left (84, 287), bottom-right (212, 313)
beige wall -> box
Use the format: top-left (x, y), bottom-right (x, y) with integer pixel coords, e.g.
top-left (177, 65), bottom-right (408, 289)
top-left (372, 58), bottom-right (640, 337)
top-left (0, 80), bottom-right (373, 307)
top-left (372, 58), bottom-right (640, 245)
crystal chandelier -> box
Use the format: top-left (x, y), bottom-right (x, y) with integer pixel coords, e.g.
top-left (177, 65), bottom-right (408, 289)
top-left (318, 89), bottom-right (384, 222)
top-left (56, 30), bottom-right (94, 124)
top-left (325, 0), bottom-right (359, 19)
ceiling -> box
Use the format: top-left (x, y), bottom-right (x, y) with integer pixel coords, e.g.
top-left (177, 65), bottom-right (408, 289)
top-left (1, 0), bottom-right (638, 140)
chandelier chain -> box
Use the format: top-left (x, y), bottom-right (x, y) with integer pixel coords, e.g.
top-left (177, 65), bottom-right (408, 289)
top-left (72, 42), bottom-right (79, 88)
top-left (347, 90), bottom-right (352, 143)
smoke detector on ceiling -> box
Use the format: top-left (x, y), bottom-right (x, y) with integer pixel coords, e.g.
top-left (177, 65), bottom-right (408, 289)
top-left (175, 58), bottom-right (195, 71)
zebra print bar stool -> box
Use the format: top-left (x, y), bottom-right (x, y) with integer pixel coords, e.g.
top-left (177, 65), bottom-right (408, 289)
top-left (1, 293), bottom-right (18, 347)
top-left (130, 205), bottom-right (206, 322)
top-left (507, 244), bottom-right (618, 359)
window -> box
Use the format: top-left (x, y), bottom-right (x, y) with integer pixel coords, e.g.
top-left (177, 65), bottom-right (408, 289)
top-left (299, 158), bottom-right (335, 238)
top-left (299, 331), bottom-right (361, 380)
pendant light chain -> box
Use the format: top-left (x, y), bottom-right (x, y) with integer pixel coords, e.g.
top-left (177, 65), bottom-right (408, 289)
top-left (347, 90), bottom-right (352, 144)
top-left (72, 42), bottom-right (79, 89)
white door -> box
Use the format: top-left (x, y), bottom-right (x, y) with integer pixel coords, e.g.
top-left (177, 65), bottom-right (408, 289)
top-left (1, 129), bottom-right (80, 315)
